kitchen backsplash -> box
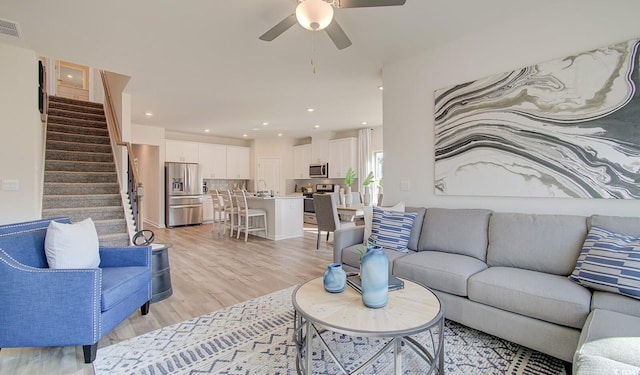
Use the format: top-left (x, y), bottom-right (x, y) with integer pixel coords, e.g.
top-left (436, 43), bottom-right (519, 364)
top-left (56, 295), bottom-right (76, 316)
top-left (203, 179), bottom-right (250, 192)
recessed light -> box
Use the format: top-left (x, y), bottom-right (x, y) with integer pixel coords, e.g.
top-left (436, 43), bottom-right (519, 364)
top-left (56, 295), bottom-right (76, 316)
top-left (144, 111), bottom-right (153, 117)
top-left (313, 125), bottom-right (320, 129)
top-left (262, 122), bottom-right (269, 126)
top-left (204, 129), bottom-right (210, 133)
top-left (67, 74), bottom-right (73, 79)
top-left (242, 134), bottom-right (248, 137)
top-left (306, 108), bottom-right (315, 112)
top-left (361, 121), bottom-right (368, 125)
top-left (378, 85), bottom-right (384, 91)
top-left (252, 128), bottom-right (260, 131)
top-left (277, 133), bottom-right (283, 137)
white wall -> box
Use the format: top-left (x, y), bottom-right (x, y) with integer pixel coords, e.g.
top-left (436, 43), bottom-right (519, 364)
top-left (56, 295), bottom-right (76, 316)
top-left (131, 124), bottom-right (166, 227)
top-left (383, 3), bottom-right (640, 216)
top-left (0, 44), bottom-right (43, 224)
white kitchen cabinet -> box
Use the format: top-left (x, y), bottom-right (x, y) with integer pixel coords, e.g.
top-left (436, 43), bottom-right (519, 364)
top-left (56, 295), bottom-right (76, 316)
top-left (328, 137), bottom-right (357, 179)
top-left (226, 146), bottom-right (250, 179)
top-left (203, 194), bottom-right (214, 222)
top-left (292, 144), bottom-right (311, 179)
top-left (165, 140), bottom-right (199, 163)
top-left (198, 143), bottom-right (227, 179)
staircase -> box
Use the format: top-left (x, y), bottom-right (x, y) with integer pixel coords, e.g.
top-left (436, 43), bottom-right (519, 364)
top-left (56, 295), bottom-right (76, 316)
top-left (42, 96), bottom-right (131, 247)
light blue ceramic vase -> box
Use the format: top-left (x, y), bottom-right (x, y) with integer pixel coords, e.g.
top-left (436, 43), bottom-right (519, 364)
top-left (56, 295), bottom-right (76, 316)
top-left (360, 245), bottom-right (389, 308)
top-left (323, 263), bottom-right (347, 293)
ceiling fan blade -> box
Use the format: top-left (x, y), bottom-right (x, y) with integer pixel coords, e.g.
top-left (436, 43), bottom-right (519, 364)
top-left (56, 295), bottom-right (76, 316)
top-left (259, 13), bottom-right (297, 41)
top-left (337, 0), bottom-right (406, 8)
top-left (325, 19), bottom-right (352, 50)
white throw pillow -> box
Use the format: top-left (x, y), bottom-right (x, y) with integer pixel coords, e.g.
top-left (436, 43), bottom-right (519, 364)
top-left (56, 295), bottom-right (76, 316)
top-left (364, 201), bottom-right (405, 242)
top-left (44, 218), bottom-right (100, 269)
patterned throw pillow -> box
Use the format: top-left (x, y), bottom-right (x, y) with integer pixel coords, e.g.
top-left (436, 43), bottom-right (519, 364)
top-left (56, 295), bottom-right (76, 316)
top-left (370, 207), bottom-right (417, 252)
top-left (569, 226), bottom-right (640, 300)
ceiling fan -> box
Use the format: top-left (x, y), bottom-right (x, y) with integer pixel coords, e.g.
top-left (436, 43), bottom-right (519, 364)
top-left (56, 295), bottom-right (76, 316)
top-left (259, 0), bottom-right (406, 50)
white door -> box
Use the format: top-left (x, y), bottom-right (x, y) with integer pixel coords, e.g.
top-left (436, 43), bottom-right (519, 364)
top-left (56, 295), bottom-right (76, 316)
top-left (257, 157), bottom-right (281, 195)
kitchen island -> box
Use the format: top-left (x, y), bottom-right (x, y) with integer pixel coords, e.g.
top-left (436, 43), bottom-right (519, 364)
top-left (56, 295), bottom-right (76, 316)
top-left (246, 195), bottom-right (303, 240)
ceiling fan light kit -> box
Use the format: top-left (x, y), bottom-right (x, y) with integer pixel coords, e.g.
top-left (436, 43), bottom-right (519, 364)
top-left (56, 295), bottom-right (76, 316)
top-left (260, 0), bottom-right (406, 49)
top-left (296, 0), bottom-right (334, 31)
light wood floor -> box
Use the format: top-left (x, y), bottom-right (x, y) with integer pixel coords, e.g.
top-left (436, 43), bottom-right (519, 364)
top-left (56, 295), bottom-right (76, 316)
top-left (0, 223), bottom-right (334, 375)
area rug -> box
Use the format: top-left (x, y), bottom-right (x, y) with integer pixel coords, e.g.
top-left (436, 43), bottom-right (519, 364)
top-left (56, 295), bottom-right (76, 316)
top-left (94, 286), bottom-right (566, 374)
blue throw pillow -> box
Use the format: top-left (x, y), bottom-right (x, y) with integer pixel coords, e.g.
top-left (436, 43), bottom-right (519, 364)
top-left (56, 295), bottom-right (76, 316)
top-left (569, 226), bottom-right (640, 300)
top-left (370, 207), bottom-right (417, 252)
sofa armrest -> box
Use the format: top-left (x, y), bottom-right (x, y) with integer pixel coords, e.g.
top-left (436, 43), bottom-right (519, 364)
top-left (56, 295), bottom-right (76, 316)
top-left (0, 249), bottom-right (101, 346)
top-left (99, 245), bottom-right (151, 268)
top-left (334, 226), bottom-right (365, 264)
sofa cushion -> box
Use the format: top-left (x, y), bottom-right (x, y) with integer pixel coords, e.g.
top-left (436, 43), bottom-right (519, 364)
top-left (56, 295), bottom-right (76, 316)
top-left (468, 267), bottom-right (591, 328)
top-left (405, 207), bottom-right (426, 251)
top-left (570, 226), bottom-right (640, 300)
top-left (487, 213), bottom-right (587, 275)
top-left (394, 251), bottom-right (487, 296)
top-left (591, 291), bottom-right (640, 319)
top-left (101, 266), bottom-right (151, 311)
top-left (370, 208), bottom-right (417, 252)
top-left (590, 215), bottom-right (640, 237)
top-left (418, 208), bottom-right (492, 261)
top-left (575, 309), bottom-right (640, 373)
top-left (44, 218), bottom-right (100, 269)
top-left (340, 244), bottom-right (411, 273)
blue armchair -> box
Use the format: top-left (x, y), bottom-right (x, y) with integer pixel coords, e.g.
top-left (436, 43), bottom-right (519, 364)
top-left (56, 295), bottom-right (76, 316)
top-left (0, 217), bottom-right (152, 363)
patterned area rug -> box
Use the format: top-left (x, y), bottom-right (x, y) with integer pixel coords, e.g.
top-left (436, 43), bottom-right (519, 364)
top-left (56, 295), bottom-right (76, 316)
top-left (94, 286), bottom-right (566, 374)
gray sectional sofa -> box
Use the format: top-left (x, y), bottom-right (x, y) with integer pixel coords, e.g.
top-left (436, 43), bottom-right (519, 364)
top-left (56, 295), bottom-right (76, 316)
top-left (333, 208), bottom-right (640, 373)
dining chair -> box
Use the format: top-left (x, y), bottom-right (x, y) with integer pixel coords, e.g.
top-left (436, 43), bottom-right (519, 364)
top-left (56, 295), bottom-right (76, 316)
top-left (235, 190), bottom-right (268, 241)
top-left (220, 190), bottom-right (238, 237)
top-left (313, 193), bottom-right (355, 250)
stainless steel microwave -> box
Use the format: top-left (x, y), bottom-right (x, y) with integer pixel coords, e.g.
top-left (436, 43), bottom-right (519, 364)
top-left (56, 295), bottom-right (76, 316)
top-left (309, 163), bottom-right (328, 178)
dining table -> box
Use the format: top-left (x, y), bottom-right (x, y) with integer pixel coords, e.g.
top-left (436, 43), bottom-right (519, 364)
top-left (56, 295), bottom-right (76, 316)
top-left (335, 204), bottom-right (365, 222)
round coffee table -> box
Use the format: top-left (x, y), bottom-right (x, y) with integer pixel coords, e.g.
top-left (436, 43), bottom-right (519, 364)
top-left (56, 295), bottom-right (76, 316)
top-left (292, 277), bottom-right (444, 374)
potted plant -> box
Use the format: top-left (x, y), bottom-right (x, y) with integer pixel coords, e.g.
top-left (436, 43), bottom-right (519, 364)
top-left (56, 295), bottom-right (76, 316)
top-left (362, 171), bottom-right (375, 206)
top-left (344, 167), bottom-right (356, 206)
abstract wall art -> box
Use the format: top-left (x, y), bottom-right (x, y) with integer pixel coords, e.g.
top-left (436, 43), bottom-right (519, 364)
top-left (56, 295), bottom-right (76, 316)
top-left (434, 38), bottom-right (640, 199)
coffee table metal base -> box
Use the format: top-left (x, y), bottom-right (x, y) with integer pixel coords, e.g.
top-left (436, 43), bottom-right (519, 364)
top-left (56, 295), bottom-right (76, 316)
top-left (293, 310), bottom-right (444, 375)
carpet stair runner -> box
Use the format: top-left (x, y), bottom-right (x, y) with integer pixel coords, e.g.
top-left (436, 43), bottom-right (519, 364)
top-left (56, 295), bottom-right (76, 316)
top-left (42, 96), bottom-right (131, 247)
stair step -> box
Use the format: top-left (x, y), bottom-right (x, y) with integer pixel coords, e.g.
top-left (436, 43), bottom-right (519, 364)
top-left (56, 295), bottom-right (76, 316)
top-left (49, 96), bottom-right (105, 109)
top-left (98, 232), bottom-right (131, 247)
top-left (42, 206), bottom-right (125, 221)
top-left (46, 150), bottom-right (114, 163)
top-left (94, 218), bottom-right (128, 236)
top-left (46, 140), bottom-right (112, 154)
top-left (47, 131), bottom-right (109, 145)
top-left (45, 160), bottom-right (115, 173)
top-left (47, 115), bottom-right (108, 130)
top-left (48, 100), bottom-right (105, 116)
top-left (47, 123), bottom-right (109, 138)
top-left (43, 182), bottom-right (120, 196)
top-left (48, 108), bottom-right (106, 122)
top-left (44, 171), bottom-right (118, 183)
top-left (42, 194), bottom-right (122, 209)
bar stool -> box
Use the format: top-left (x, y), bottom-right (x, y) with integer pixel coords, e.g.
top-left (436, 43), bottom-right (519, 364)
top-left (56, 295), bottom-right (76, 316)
top-left (235, 190), bottom-right (268, 241)
top-left (220, 190), bottom-right (238, 237)
top-left (212, 189), bottom-right (225, 235)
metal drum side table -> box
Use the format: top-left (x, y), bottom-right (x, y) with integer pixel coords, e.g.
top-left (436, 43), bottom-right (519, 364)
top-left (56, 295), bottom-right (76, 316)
top-left (150, 243), bottom-right (173, 303)
top-left (292, 277), bottom-right (444, 375)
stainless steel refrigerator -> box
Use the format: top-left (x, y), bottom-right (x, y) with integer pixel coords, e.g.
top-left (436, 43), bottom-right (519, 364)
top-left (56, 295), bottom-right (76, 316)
top-left (165, 162), bottom-right (203, 228)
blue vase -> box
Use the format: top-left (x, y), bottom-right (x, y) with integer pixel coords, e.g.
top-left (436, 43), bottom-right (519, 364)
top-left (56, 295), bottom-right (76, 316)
top-left (360, 246), bottom-right (389, 308)
top-left (323, 263), bottom-right (347, 293)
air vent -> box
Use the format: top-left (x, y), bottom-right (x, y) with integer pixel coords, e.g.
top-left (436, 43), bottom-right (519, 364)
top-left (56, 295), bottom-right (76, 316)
top-left (0, 18), bottom-right (21, 38)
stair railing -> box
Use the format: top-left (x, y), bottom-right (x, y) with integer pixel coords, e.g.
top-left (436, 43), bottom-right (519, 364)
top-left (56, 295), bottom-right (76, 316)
top-left (99, 70), bottom-right (143, 235)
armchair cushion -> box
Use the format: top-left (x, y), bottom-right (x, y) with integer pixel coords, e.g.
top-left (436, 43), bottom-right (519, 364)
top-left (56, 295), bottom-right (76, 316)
top-left (44, 218), bottom-right (100, 269)
top-left (102, 266), bottom-right (152, 311)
